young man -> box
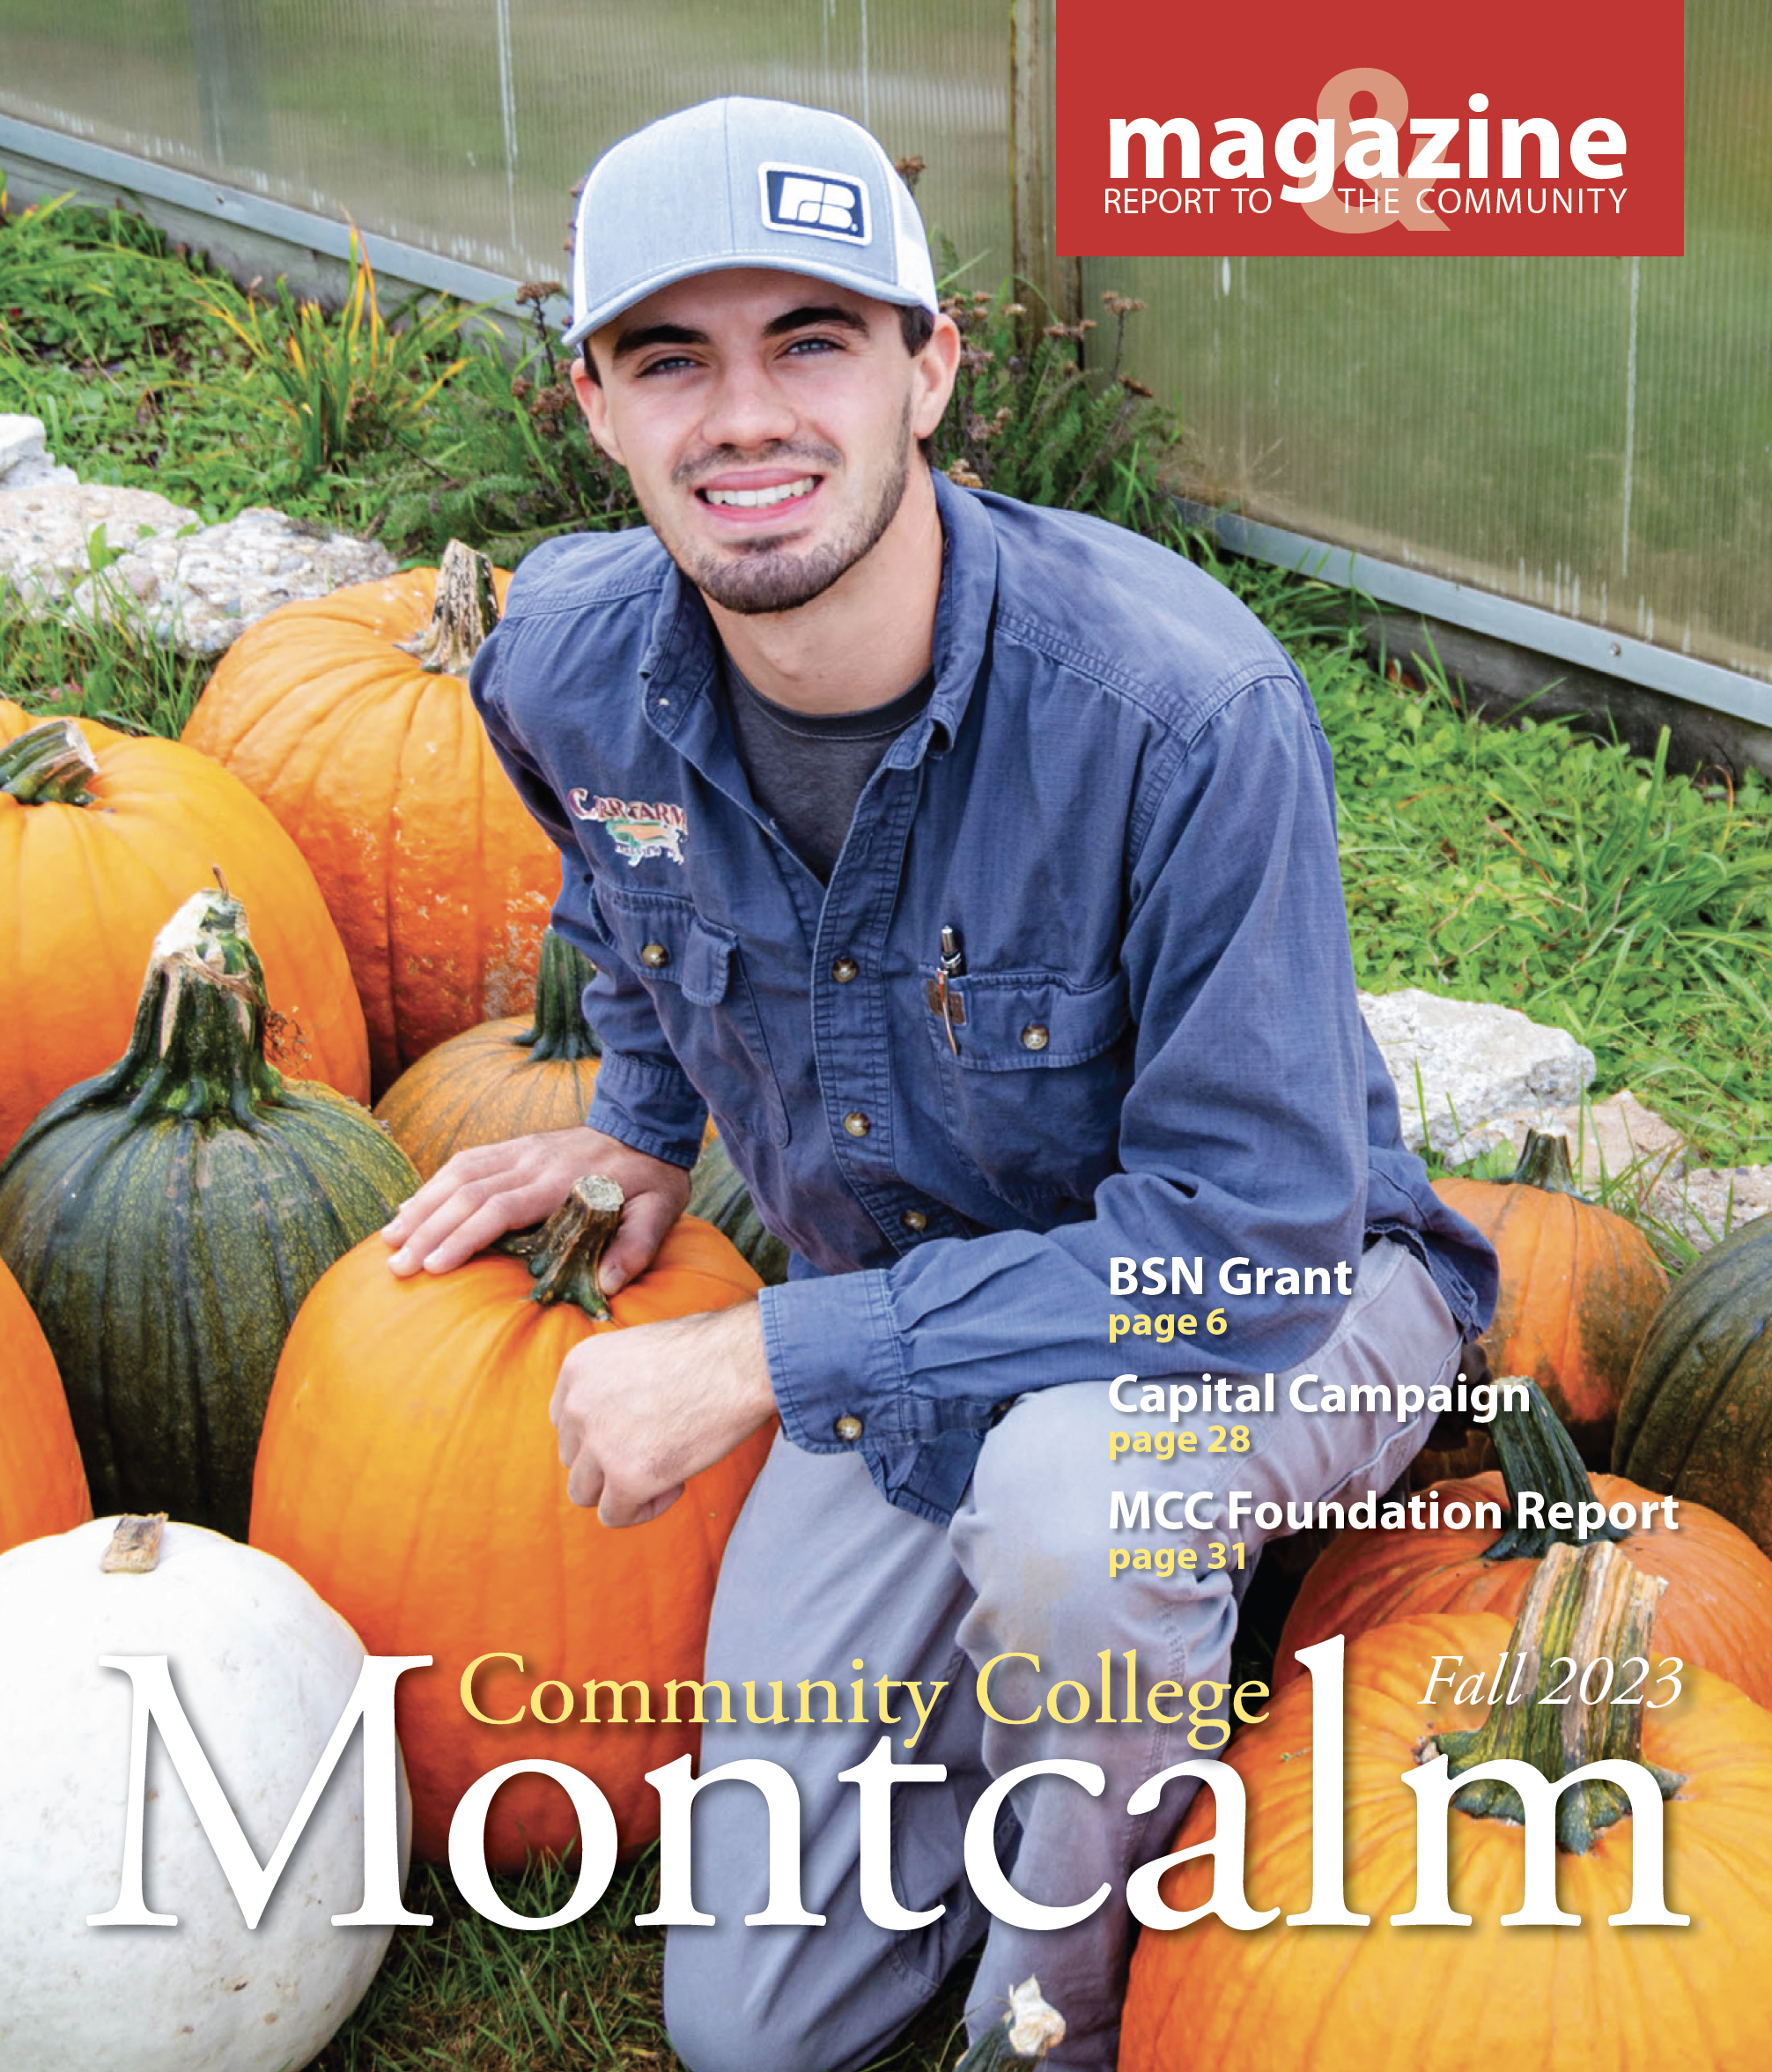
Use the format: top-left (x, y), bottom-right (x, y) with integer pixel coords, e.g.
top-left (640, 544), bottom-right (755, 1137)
top-left (384, 96), bottom-right (1495, 2072)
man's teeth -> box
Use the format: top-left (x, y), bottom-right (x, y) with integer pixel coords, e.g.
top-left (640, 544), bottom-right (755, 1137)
top-left (703, 477), bottom-right (816, 508)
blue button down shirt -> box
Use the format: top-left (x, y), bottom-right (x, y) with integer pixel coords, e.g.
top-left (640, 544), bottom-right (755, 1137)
top-left (470, 472), bottom-right (1497, 1526)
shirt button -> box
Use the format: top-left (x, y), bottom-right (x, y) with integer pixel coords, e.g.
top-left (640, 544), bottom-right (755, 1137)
top-left (900, 1209), bottom-right (928, 1233)
top-left (842, 1110), bottom-right (871, 1138)
top-left (834, 1413), bottom-right (864, 1443)
top-left (640, 942), bottom-right (670, 969)
top-left (831, 955), bottom-right (859, 983)
top-left (1020, 1022), bottom-right (1050, 1051)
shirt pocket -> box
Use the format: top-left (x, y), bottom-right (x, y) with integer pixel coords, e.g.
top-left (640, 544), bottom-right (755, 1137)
top-left (921, 966), bottom-right (1133, 1215)
top-left (593, 882), bottom-right (792, 1147)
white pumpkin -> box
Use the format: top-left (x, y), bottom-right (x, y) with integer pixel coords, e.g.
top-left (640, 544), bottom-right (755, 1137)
top-left (0, 1515), bottom-right (412, 2072)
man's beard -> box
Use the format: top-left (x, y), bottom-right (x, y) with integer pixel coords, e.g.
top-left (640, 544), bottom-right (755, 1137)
top-left (653, 408), bottom-right (912, 616)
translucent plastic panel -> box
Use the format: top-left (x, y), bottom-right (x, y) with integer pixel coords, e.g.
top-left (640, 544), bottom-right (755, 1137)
top-left (0, 0), bottom-right (1008, 288)
top-left (1088, 2), bottom-right (1772, 681)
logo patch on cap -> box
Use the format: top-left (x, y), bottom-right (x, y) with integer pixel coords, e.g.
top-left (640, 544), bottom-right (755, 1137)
top-left (759, 164), bottom-right (872, 245)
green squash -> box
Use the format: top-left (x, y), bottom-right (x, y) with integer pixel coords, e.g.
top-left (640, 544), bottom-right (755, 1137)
top-left (687, 1134), bottom-right (790, 1286)
top-left (0, 884), bottom-right (417, 1539)
top-left (1612, 1214), bottom-right (1772, 1558)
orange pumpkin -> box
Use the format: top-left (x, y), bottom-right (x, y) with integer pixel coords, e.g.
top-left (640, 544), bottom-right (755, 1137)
top-left (249, 1180), bottom-right (772, 1868)
top-left (1123, 1545), bottom-right (1772, 2072)
top-left (0, 703), bottom-right (368, 1152)
top-left (1276, 1384), bottom-right (1772, 1705)
top-left (373, 928), bottom-right (603, 1180)
top-left (181, 541), bottom-right (556, 1093)
top-left (1434, 1127), bottom-right (1668, 1463)
top-left (0, 1257), bottom-right (88, 1554)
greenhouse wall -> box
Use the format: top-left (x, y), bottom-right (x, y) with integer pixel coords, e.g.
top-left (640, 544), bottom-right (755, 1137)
top-left (1, 0), bottom-right (1765, 687)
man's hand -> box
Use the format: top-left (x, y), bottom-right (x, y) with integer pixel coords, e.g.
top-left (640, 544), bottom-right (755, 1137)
top-left (382, 1125), bottom-right (691, 1292)
top-left (550, 1302), bottom-right (776, 1527)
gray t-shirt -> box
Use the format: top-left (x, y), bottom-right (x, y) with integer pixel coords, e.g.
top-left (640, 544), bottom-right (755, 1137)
top-left (723, 653), bottom-right (935, 883)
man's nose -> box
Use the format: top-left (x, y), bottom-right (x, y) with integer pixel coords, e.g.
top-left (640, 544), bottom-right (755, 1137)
top-left (698, 357), bottom-right (799, 450)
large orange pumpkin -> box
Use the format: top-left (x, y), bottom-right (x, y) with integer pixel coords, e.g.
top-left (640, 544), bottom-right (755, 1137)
top-left (250, 1180), bottom-right (772, 1868)
top-left (1275, 1383), bottom-right (1772, 1705)
top-left (0, 704), bottom-right (368, 1152)
top-left (0, 1257), bottom-right (88, 1555)
top-left (181, 541), bottom-right (556, 1092)
top-left (1433, 1126), bottom-right (1668, 1463)
top-left (1122, 1544), bottom-right (1772, 2072)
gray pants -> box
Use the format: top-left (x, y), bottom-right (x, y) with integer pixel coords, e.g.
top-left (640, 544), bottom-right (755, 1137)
top-left (662, 1240), bottom-right (1462, 2072)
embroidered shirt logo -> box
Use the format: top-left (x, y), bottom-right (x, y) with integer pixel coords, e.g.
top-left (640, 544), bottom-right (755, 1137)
top-left (569, 790), bottom-right (688, 866)
top-left (759, 164), bottom-right (872, 245)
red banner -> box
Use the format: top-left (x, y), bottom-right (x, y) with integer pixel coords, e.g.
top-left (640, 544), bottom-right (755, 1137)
top-left (1056, 0), bottom-right (1685, 257)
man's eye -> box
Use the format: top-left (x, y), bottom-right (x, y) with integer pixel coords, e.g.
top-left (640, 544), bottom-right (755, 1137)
top-left (638, 354), bottom-right (698, 376)
top-left (783, 336), bottom-right (843, 356)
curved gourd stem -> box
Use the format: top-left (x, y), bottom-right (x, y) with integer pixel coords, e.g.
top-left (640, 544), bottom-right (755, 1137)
top-left (0, 717), bottom-right (100, 805)
top-left (393, 538), bottom-right (500, 677)
top-left (1482, 1379), bottom-right (1630, 1563)
top-left (496, 1175), bottom-right (624, 1321)
top-left (1431, 1541), bottom-right (1682, 1854)
top-left (11, 889), bottom-right (284, 1154)
top-left (516, 929), bottom-right (602, 1064)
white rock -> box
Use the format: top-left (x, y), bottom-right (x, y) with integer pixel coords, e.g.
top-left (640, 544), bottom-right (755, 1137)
top-left (1652, 1166), bottom-right (1772, 1249)
top-left (0, 482), bottom-right (201, 606)
top-left (1361, 987), bottom-right (1597, 1164)
top-left (68, 506), bottom-right (395, 654)
top-left (0, 413), bottom-right (48, 480)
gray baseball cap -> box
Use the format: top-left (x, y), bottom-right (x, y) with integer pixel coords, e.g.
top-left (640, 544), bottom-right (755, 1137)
top-left (565, 97), bottom-right (939, 352)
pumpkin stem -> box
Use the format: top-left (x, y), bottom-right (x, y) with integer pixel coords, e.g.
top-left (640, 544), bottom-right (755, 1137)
top-left (393, 539), bottom-right (500, 677)
top-left (0, 716), bottom-right (100, 805)
top-left (1429, 1541), bottom-right (1683, 1853)
top-left (517, 929), bottom-right (603, 1065)
top-left (1482, 1379), bottom-right (1629, 1562)
top-left (100, 1513), bottom-right (167, 1573)
top-left (1510, 1125), bottom-right (1583, 1196)
top-left (953, 1980), bottom-right (1066, 2072)
top-left (11, 889), bottom-right (285, 1149)
top-left (496, 1173), bottom-right (624, 1319)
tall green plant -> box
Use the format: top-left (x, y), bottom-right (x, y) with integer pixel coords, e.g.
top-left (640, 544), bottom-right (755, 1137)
top-left (202, 233), bottom-right (482, 477)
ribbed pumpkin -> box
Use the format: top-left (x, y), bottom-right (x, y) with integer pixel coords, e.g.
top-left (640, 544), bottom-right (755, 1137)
top-left (181, 540), bottom-right (556, 1093)
top-left (1614, 1214), bottom-right (1772, 1558)
top-left (0, 886), bottom-right (417, 1539)
top-left (1433, 1127), bottom-right (1668, 1463)
top-left (0, 1515), bottom-right (406, 2072)
top-left (373, 928), bottom-right (604, 1179)
top-left (0, 1257), bottom-right (89, 1555)
top-left (1276, 1380), bottom-right (1772, 1704)
top-left (0, 703), bottom-right (368, 1153)
top-left (250, 1177), bottom-right (773, 1868)
top-left (1122, 1543), bottom-right (1772, 2072)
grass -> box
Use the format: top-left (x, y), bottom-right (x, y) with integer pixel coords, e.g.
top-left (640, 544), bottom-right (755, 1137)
top-left (310, 1853), bottom-right (976, 2072)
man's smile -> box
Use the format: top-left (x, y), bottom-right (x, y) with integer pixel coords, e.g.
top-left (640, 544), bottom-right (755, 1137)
top-left (700, 475), bottom-right (820, 509)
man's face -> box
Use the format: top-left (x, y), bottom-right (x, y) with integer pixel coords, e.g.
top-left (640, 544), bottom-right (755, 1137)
top-left (571, 270), bottom-right (957, 616)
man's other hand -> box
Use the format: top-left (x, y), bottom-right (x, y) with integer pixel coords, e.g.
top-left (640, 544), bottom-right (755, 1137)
top-left (550, 1302), bottom-right (776, 1528)
top-left (381, 1125), bottom-right (691, 1290)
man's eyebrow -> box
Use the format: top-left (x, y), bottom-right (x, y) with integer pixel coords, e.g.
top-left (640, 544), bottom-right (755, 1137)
top-left (761, 304), bottom-right (871, 339)
top-left (609, 322), bottom-right (709, 363)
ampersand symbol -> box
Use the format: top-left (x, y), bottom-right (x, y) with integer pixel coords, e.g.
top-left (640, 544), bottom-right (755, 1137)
top-left (1302, 66), bottom-right (1449, 236)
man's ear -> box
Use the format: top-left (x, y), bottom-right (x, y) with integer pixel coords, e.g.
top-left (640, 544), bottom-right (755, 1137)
top-left (569, 355), bottom-right (626, 467)
top-left (910, 312), bottom-right (964, 445)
